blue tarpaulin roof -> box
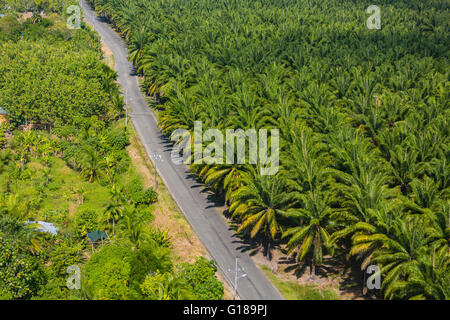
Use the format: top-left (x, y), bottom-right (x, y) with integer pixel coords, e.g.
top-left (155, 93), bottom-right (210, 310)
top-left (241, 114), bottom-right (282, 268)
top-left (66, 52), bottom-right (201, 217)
top-left (24, 221), bottom-right (58, 235)
top-left (0, 108), bottom-right (8, 115)
top-left (87, 230), bottom-right (108, 242)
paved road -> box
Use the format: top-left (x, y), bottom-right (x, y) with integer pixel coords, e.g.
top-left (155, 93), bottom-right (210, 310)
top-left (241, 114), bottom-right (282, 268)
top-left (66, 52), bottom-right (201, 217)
top-left (80, 0), bottom-right (283, 300)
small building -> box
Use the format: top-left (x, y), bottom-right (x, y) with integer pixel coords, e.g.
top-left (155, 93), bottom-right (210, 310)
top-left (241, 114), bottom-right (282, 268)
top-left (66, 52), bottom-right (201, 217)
top-left (87, 230), bottom-right (109, 252)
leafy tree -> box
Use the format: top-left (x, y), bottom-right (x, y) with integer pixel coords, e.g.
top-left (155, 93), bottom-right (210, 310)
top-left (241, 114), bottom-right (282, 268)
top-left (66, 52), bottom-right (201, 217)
top-left (178, 257), bottom-right (224, 300)
top-left (140, 271), bottom-right (192, 300)
top-left (84, 245), bottom-right (137, 300)
top-left (0, 232), bottom-right (46, 299)
top-left (48, 239), bottom-right (83, 278)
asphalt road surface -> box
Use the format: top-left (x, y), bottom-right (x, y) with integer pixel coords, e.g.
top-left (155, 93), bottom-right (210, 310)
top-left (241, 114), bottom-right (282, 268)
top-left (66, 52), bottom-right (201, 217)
top-left (80, 0), bottom-right (283, 300)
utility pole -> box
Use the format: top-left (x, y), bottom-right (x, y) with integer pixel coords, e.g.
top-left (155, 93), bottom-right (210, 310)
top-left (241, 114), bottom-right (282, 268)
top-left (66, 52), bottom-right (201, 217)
top-left (228, 257), bottom-right (247, 300)
top-left (150, 153), bottom-right (163, 190)
top-left (234, 257), bottom-right (238, 299)
top-left (124, 89), bottom-right (130, 129)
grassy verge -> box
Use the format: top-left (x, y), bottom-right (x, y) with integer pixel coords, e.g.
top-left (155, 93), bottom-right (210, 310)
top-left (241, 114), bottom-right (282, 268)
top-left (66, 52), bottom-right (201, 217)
top-left (100, 41), bottom-right (115, 69)
top-left (123, 120), bottom-right (206, 261)
top-left (261, 265), bottom-right (340, 300)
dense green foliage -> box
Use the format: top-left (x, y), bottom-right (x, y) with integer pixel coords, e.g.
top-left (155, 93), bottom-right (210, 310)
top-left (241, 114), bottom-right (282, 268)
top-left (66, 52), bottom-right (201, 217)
top-left (0, 11), bottom-right (223, 300)
top-left (0, 224), bottom-right (46, 299)
top-left (0, 0), bottom-right (76, 14)
top-left (179, 257), bottom-right (225, 300)
top-left (0, 13), bottom-right (121, 127)
top-left (88, 0), bottom-right (449, 299)
top-left (84, 245), bottom-right (137, 299)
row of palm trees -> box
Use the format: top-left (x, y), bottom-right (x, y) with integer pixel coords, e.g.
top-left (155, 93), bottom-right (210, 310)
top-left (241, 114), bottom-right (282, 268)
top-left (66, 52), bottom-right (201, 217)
top-left (87, 0), bottom-right (449, 299)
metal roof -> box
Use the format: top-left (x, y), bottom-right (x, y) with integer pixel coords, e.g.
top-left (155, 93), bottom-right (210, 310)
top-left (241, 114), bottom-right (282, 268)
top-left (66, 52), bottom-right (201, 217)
top-left (24, 221), bottom-right (58, 235)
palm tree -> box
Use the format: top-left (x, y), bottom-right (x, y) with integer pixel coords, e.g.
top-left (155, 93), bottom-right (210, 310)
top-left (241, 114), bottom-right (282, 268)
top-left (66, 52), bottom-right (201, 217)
top-left (79, 146), bottom-right (104, 183)
top-left (72, 186), bottom-right (86, 205)
top-left (39, 142), bottom-right (54, 168)
top-left (0, 125), bottom-right (7, 149)
top-left (142, 272), bottom-right (193, 300)
top-left (372, 217), bottom-right (433, 299)
top-left (229, 168), bottom-right (294, 257)
top-left (123, 209), bottom-right (144, 250)
top-left (386, 248), bottom-right (449, 300)
top-left (195, 162), bottom-right (244, 203)
top-left (109, 183), bottom-right (126, 204)
top-left (42, 167), bottom-right (51, 186)
top-left (282, 190), bottom-right (334, 279)
top-left (332, 158), bottom-right (398, 224)
top-left (103, 201), bottom-right (123, 236)
top-left (333, 203), bottom-right (403, 271)
top-left (299, 81), bottom-right (338, 134)
top-left (426, 201), bottom-right (450, 255)
top-left (158, 83), bottom-right (206, 134)
top-left (104, 153), bottom-right (119, 186)
top-left (283, 127), bottom-right (331, 194)
top-left (134, 238), bottom-right (173, 276)
top-left (264, 94), bottom-right (300, 145)
top-left (404, 177), bottom-right (443, 213)
top-left (129, 26), bottom-right (150, 70)
top-left (0, 193), bottom-right (26, 220)
top-left (229, 85), bottom-right (268, 130)
top-left (388, 145), bottom-right (420, 194)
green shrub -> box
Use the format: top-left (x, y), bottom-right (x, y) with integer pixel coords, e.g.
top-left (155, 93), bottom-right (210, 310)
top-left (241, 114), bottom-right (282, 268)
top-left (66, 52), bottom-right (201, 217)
top-left (149, 228), bottom-right (172, 248)
top-left (106, 130), bottom-right (129, 151)
top-left (179, 257), bottom-right (224, 300)
top-left (74, 210), bottom-right (99, 237)
top-left (0, 232), bottom-right (47, 299)
top-left (134, 187), bottom-right (158, 206)
top-left (49, 239), bottom-right (83, 277)
top-left (84, 245), bottom-right (138, 300)
top-left (0, 14), bottom-right (22, 40)
top-left (129, 239), bottom-right (173, 286)
top-left (140, 271), bottom-right (193, 300)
